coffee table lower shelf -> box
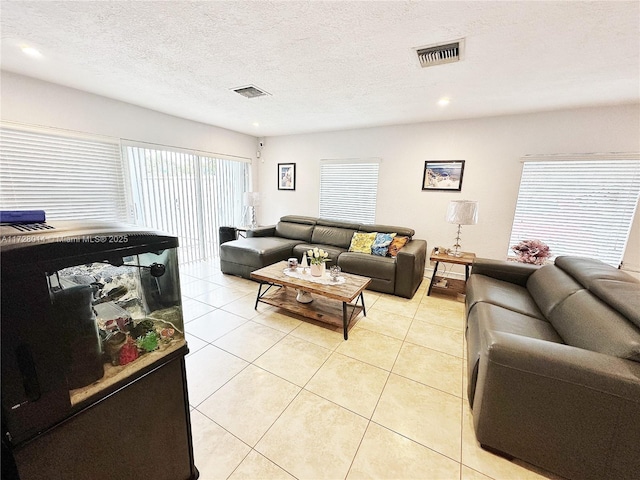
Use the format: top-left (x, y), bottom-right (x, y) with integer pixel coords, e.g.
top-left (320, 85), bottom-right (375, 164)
top-left (256, 286), bottom-right (364, 339)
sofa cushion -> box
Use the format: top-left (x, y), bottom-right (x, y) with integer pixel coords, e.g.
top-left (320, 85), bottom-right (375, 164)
top-left (220, 237), bottom-right (302, 268)
top-left (360, 223), bottom-right (414, 238)
top-left (466, 302), bottom-right (564, 406)
top-left (280, 215), bottom-right (318, 225)
top-left (527, 264), bottom-right (583, 318)
top-left (338, 252), bottom-right (396, 282)
top-left (548, 289), bottom-right (640, 362)
top-left (292, 244), bottom-right (347, 266)
top-left (466, 274), bottom-right (545, 320)
top-left (316, 218), bottom-right (361, 230)
top-left (555, 255), bottom-right (640, 329)
top-left (554, 255), bottom-right (639, 287)
top-left (387, 236), bottom-right (409, 257)
top-left (348, 232), bottom-right (377, 253)
top-left (312, 225), bottom-right (357, 249)
top-left (275, 221), bottom-right (315, 242)
top-left (371, 232), bottom-right (396, 256)
top-left (590, 280), bottom-right (640, 329)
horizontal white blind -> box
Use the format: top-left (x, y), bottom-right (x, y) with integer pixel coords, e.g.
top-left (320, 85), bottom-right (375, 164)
top-left (0, 127), bottom-right (126, 221)
top-left (509, 158), bottom-right (640, 267)
top-left (319, 160), bottom-right (380, 224)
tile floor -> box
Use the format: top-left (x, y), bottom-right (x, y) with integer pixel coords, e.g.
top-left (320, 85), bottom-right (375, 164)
top-left (179, 260), bottom-right (562, 480)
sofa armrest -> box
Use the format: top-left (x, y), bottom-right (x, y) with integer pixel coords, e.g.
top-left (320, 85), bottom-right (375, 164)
top-left (473, 329), bottom-right (640, 480)
top-left (395, 239), bottom-right (427, 298)
top-left (247, 225), bottom-right (276, 237)
top-left (471, 258), bottom-right (540, 287)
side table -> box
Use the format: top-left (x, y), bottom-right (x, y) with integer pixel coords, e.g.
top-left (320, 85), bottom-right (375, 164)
top-left (235, 226), bottom-right (260, 238)
top-left (427, 249), bottom-right (476, 296)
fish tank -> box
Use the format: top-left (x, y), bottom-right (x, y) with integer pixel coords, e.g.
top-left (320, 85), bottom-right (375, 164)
top-left (1, 222), bottom-right (190, 450)
top-left (46, 249), bottom-right (185, 406)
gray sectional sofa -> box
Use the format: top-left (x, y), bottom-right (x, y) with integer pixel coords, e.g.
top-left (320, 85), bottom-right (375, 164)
top-left (465, 256), bottom-right (640, 480)
top-left (220, 215), bottom-right (427, 298)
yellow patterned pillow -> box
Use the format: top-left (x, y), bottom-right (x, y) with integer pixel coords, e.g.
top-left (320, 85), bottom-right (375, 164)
top-left (348, 232), bottom-right (378, 254)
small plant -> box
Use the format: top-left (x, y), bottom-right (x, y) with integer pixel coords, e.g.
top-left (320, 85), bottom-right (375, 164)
top-left (511, 239), bottom-right (551, 265)
top-left (307, 247), bottom-right (329, 265)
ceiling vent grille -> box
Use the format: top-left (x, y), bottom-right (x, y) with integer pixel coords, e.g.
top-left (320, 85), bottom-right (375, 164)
top-left (232, 85), bottom-right (270, 98)
top-left (415, 39), bottom-right (464, 68)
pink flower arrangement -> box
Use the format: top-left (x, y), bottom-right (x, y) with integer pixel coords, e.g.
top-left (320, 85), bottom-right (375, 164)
top-left (511, 239), bottom-right (551, 265)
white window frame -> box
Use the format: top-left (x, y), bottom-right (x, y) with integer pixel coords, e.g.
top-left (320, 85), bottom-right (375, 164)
top-left (319, 158), bottom-right (380, 224)
top-left (508, 153), bottom-right (640, 267)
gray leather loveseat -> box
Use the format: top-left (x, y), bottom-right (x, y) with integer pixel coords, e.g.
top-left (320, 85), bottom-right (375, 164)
top-left (220, 215), bottom-right (427, 298)
top-left (465, 256), bottom-right (640, 480)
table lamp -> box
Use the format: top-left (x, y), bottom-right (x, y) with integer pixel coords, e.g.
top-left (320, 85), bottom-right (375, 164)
top-left (446, 200), bottom-right (478, 256)
top-left (243, 192), bottom-right (260, 228)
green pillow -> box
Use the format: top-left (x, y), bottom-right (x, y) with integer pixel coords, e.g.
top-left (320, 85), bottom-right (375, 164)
top-left (348, 232), bottom-right (378, 254)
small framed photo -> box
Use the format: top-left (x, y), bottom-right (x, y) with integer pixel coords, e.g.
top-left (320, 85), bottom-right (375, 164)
top-left (278, 163), bottom-right (296, 190)
top-left (422, 160), bottom-right (465, 191)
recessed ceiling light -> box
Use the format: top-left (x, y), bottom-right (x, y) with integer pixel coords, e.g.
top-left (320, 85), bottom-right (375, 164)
top-left (252, 122), bottom-right (260, 127)
top-left (21, 45), bottom-right (43, 58)
top-left (437, 97), bottom-right (450, 107)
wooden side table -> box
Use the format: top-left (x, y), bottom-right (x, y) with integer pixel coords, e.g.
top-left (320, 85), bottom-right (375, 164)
top-left (427, 249), bottom-right (476, 296)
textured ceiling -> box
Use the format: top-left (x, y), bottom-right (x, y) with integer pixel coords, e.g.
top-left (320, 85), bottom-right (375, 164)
top-left (1, 1), bottom-right (638, 137)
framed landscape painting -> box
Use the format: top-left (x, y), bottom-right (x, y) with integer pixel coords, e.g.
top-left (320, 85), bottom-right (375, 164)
top-left (422, 160), bottom-right (465, 191)
top-left (278, 163), bottom-right (296, 190)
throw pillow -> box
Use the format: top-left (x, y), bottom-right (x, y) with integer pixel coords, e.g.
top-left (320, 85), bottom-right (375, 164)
top-left (371, 232), bottom-right (397, 256)
top-left (387, 236), bottom-right (409, 257)
top-left (348, 232), bottom-right (378, 254)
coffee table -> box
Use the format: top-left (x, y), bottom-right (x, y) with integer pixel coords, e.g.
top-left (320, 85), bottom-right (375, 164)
top-left (250, 261), bottom-right (372, 340)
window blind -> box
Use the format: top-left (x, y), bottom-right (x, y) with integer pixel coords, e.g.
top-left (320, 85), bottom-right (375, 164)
top-left (0, 126), bottom-right (127, 221)
top-left (319, 159), bottom-right (380, 224)
top-left (508, 156), bottom-right (640, 267)
top-left (125, 145), bottom-right (249, 263)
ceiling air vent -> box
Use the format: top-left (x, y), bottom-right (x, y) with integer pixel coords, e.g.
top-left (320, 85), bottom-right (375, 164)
top-left (232, 85), bottom-right (270, 98)
top-left (415, 39), bottom-right (464, 68)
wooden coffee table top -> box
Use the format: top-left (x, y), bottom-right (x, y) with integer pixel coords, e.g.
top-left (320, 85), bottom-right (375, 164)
top-left (251, 261), bottom-right (371, 302)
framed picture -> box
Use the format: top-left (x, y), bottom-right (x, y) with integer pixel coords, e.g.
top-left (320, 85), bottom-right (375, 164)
top-left (422, 160), bottom-right (465, 191)
top-left (278, 163), bottom-right (296, 190)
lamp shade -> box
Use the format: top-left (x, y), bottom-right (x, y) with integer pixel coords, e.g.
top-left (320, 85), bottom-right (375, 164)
top-left (243, 192), bottom-right (260, 207)
top-left (446, 200), bottom-right (478, 225)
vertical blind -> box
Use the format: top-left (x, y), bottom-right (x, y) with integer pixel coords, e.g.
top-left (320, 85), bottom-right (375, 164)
top-left (125, 145), bottom-right (249, 263)
top-left (0, 126), bottom-right (127, 221)
top-left (508, 155), bottom-right (640, 267)
top-left (319, 159), bottom-right (380, 224)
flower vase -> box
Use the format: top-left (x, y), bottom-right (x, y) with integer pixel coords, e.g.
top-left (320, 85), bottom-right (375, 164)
top-left (310, 263), bottom-right (324, 277)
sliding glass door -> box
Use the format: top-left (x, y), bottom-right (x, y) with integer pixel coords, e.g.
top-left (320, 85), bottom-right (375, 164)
top-left (125, 145), bottom-right (249, 263)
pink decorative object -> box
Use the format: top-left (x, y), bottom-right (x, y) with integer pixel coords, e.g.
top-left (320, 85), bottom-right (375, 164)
top-left (511, 239), bottom-right (551, 265)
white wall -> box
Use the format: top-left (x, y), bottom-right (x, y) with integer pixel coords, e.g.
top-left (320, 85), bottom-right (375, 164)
top-left (258, 104), bottom-right (640, 275)
top-left (3, 72), bottom-right (637, 274)
top-left (1, 71), bottom-right (259, 174)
